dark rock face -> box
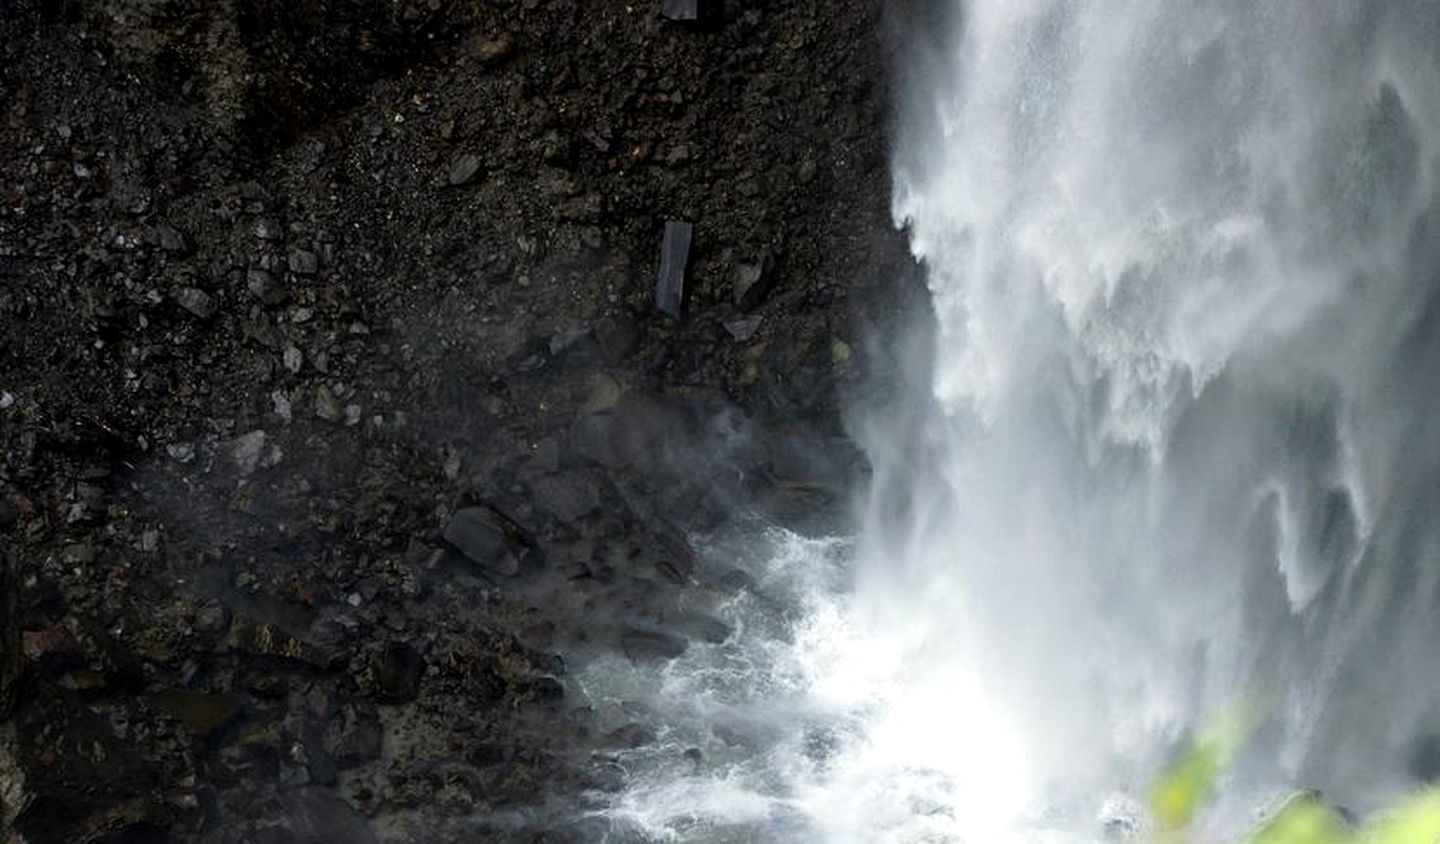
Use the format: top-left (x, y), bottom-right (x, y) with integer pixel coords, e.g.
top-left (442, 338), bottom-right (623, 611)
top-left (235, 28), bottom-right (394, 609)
top-left (0, 552), bottom-right (15, 719)
top-left (0, 0), bottom-right (918, 838)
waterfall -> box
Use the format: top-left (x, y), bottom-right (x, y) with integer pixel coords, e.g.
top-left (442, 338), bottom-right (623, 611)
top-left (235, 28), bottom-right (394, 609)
top-left (591, 2), bottom-right (1440, 840)
top-left (875, 0), bottom-right (1440, 833)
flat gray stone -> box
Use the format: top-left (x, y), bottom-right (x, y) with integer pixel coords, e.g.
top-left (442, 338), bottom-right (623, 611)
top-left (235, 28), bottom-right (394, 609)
top-left (655, 220), bottom-right (692, 318)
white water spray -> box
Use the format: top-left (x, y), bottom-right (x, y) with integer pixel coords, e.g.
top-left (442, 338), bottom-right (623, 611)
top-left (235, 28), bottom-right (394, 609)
top-left (590, 2), bottom-right (1440, 840)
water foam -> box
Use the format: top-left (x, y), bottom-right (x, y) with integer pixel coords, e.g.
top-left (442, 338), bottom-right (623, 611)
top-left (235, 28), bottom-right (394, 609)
top-left (593, 2), bottom-right (1440, 839)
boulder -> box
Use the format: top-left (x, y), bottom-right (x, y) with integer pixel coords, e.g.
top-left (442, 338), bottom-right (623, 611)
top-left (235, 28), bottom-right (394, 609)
top-left (443, 506), bottom-right (528, 576)
top-left (620, 627), bottom-right (687, 663)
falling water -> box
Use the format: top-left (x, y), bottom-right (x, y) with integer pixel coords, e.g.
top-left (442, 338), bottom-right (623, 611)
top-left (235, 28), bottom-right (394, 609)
top-left (585, 2), bottom-right (1440, 840)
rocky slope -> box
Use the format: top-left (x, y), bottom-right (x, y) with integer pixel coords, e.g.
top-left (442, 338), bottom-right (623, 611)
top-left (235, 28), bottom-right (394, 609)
top-left (0, 1), bottom-right (918, 841)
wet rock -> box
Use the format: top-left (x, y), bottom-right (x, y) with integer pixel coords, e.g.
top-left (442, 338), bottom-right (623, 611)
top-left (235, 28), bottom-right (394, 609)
top-left (195, 601), bottom-right (231, 635)
top-left (530, 675), bottom-right (565, 702)
top-left (149, 689), bottom-right (245, 737)
top-left (62, 542), bottom-right (96, 564)
top-left (606, 722), bottom-right (657, 748)
top-left (663, 144), bottom-right (693, 167)
top-left (757, 484), bottom-right (844, 536)
top-left (762, 431), bottom-right (868, 493)
top-left (153, 224), bottom-right (190, 253)
top-left (230, 430), bottom-right (268, 477)
top-left (288, 249), bottom-right (319, 276)
top-left (262, 787), bottom-right (380, 844)
top-left (661, 0), bottom-right (723, 28)
top-left (443, 506), bottom-right (526, 576)
top-left (581, 372), bottom-right (625, 414)
top-left (324, 703), bottom-right (382, 768)
top-left (587, 760), bottom-right (628, 793)
top-left (655, 220), bottom-right (693, 319)
top-left (595, 314), bottom-right (639, 362)
top-left (675, 612), bottom-right (732, 644)
top-left (227, 617), bottom-right (337, 669)
top-left (530, 472), bottom-right (601, 523)
top-left (0, 491), bottom-right (18, 529)
top-left (21, 625), bottom-right (86, 676)
top-left (174, 287), bottom-right (218, 319)
top-left (539, 131), bottom-right (574, 166)
top-left (733, 253), bottom-right (777, 310)
top-left (548, 328), bottom-right (593, 358)
top-left (620, 626), bottom-right (687, 663)
top-left (368, 641), bottom-right (423, 703)
top-left (284, 344), bottom-right (304, 373)
top-left (570, 391), bottom-right (698, 476)
top-left (474, 32), bottom-right (515, 65)
top-left (725, 316), bottom-right (763, 342)
top-left (253, 218), bottom-right (283, 240)
top-left (652, 530), bottom-right (701, 584)
top-left (302, 721), bottom-right (339, 786)
top-left (315, 386), bottom-right (342, 421)
top-left (8, 698), bottom-right (176, 842)
top-left (447, 153), bottom-right (483, 186)
top-left (556, 193), bottom-right (604, 222)
top-left (247, 268), bottom-right (288, 304)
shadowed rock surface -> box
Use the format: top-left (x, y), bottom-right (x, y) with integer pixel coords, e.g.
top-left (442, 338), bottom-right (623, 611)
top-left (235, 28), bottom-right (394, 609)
top-left (0, 0), bottom-right (921, 840)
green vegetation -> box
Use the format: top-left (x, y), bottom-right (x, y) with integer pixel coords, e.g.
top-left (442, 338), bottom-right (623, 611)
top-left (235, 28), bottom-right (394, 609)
top-left (1149, 718), bottom-right (1440, 843)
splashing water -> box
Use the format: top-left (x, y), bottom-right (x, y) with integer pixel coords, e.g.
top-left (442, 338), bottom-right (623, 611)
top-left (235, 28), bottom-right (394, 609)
top-left (583, 2), bottom-right (1440, 840)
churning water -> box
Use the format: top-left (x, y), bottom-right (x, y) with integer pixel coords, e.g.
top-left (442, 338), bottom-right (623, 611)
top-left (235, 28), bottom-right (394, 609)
top-left (583, 2), bottom-right (1440, 840)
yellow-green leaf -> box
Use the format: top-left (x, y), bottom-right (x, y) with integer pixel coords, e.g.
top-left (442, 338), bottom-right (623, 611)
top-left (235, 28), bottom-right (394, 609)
top-left (1246, 793), bottom-right (1351, 844)
top-left (1148, 707), bottom-right (1258, 830)
top-left (1360, 788), bottom-right (1440, 844)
